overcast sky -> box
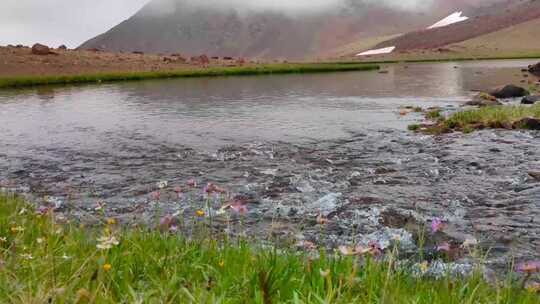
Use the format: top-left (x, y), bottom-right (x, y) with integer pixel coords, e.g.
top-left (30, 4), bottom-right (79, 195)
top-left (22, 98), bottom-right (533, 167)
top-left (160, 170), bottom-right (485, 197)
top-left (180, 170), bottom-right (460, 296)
top-left (0, 0), bottom-right (149, 48)
top-left (0, 0), bottom-right (429, 48)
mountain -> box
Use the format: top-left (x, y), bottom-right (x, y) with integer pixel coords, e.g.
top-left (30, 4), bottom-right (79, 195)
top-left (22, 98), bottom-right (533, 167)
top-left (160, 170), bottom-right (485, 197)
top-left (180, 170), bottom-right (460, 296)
top-left (79, 0), bottom-right (536, 60)
top-left (369, 0), bottom-right (540, 52)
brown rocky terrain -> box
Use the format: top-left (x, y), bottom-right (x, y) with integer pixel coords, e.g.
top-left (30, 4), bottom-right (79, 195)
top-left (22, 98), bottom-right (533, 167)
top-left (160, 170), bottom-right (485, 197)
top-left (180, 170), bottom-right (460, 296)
top-left (0, 45), bottom-right (254, 78)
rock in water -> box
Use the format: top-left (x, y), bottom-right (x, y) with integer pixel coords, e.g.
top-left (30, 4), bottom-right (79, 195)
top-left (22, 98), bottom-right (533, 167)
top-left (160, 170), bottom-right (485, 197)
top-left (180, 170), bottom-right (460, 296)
top-left (528, 171), bottom-right (540, 181)
top-left (512, 117), bottom-right (540, 130)
top-left (465, 93), bottom-right (501, 107)
top-left (310, 193), bottom-right (342, 217)
top-left (31, 43), bottom-right (51, 55)
top-left (521, 95), bottom-right (540, 104)
top-left (529, 62), bottom-right (540, 76)
top-left (489, 85), bottom-right (530, 99)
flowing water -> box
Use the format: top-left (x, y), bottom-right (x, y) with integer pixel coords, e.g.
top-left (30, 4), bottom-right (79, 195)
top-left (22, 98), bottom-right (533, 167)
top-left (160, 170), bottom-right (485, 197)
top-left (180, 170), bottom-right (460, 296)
top-left (1, 60), bottom-right (539, 272)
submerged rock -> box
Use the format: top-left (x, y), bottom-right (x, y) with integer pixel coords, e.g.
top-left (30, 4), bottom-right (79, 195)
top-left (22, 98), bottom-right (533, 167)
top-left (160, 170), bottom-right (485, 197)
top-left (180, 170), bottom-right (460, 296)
top-left (513, 117), bottom-right (540, 130)
top-left (465, 93), bottom-right (501, 107)
top-left (529, 62), bottom-right (540, 76)
top-left (521, 95), bottom-right (540, 105)
top-left (309, 193), bottom-right (342, 216)
top-left (361, 227), bottom-right (416, 252)
top-left (489, 85), bottom-right (529, 99)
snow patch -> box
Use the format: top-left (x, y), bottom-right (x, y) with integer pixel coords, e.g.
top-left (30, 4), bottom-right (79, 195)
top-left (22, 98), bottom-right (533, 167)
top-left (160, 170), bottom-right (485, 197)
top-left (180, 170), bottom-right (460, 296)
top-left (428, 11), bottom-right (469, 29)
top-left (356, 46), bottom-right (396, 56)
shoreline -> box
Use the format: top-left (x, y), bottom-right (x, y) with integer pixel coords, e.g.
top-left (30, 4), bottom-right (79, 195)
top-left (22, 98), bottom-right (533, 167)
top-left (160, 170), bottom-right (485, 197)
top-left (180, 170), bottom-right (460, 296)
top-left (0, 63), bottom-right (379, 89)
top-left (329, 54), bottom-right (540, 65)
top-left (1, 193), bottom-right (538, 302)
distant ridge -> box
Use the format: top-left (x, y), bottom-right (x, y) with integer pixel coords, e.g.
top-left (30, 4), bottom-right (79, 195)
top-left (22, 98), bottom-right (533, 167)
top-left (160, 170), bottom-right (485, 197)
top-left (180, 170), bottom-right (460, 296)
top-left (79, 0), bottom-right (536, 60)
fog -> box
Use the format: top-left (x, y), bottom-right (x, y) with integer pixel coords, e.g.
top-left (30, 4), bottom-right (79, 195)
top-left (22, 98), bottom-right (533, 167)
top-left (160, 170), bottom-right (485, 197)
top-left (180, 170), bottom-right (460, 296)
top-left (0, 0), bottom-right (432, 47)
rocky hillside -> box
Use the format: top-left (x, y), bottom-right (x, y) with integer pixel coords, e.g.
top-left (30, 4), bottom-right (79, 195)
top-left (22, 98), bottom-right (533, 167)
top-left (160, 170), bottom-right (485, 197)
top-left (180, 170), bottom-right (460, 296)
top-left (79, 0), bottom-right (499, 59)
top-left (371, 0), bottom-right (540, 52)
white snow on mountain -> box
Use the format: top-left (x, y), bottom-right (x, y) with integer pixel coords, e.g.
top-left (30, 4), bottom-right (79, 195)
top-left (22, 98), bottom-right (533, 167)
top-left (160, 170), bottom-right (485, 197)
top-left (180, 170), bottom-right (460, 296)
top-left (356, 46), bottom-right (396, 56)
top-left (428, 11), bottom-right (469, 29)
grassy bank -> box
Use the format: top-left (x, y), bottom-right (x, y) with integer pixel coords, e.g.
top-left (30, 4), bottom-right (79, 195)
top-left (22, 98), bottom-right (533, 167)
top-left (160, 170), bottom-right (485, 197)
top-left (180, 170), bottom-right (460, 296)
top-left (0, 63), bottom-right (379, 89)
top-left (0, 194), bottom-right (538, 303)
top-left (409, 104), bottom-right (540, 134)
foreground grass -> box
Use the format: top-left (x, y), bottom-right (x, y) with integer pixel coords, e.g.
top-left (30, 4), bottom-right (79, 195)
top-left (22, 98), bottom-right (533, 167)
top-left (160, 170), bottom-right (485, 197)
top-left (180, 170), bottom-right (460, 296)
top-left (0, 194), bottom-right (538, 303)
top-left (409, 103), bottom-right (540, 134)
top-left (0, 63), bottom-right (378, 89)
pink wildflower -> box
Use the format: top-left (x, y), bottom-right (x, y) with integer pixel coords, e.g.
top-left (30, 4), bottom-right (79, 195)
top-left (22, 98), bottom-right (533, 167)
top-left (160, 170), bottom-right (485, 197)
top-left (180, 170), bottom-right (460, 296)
top-left (516, 261), bottom-right (540, 274)
top-left (437, 242), bottom-right (451, 252)
top-left (431, 217), bottom-right (444, 234)
top-left (35, 205), bottom-right (51, 216)
top-left (203, 183), bottom-right (226, 194)
top-left (368, 240), bottom-right (383, 256)
top-left (230, 202), bottom-right (248, 215)
top-left (151, 191), bottom-right (161, 201)
top-left (187, 179), bottom-right (197, 188)
top-left (159, 215), bottom-right (179, 233)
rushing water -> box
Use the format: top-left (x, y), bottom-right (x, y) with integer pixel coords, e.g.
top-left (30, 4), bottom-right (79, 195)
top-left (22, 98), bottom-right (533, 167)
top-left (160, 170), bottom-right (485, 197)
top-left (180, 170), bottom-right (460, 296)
top-left (1, 60), bottom-right (539, 271)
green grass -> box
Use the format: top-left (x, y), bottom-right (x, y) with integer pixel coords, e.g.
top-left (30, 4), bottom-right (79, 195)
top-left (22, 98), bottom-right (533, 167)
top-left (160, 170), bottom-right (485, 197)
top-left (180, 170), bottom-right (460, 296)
top-left (410, 104), bottom-right (540, 134)
top-left (0, 63), bottom-right (379, 89)
top-left (1, 194), bottom-right (539, 303)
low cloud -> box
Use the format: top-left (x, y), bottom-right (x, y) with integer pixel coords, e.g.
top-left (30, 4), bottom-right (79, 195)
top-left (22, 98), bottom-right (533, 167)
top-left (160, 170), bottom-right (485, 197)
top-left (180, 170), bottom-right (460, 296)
top-left (0, 0), bottom-right (434, 47)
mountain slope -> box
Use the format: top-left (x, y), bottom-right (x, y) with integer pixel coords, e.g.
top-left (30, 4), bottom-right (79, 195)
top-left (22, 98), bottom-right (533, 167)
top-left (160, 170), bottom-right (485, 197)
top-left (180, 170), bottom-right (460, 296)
top-left (79, 0), bottom-right (495, 59)
top-left (370, 0), bottom-right (540, 53)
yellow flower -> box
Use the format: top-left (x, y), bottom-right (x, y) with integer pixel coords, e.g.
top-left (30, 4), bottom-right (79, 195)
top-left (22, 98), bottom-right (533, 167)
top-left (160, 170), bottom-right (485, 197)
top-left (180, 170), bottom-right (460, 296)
top-left (526, 282), bottom-right (540, 293)
top-left (10, 226), bottom-right (24, 234)
top-left (107, 218), bottom-right (117, 225)
top-left (196, 210), bottom-right (205, 217)
top-left (218, 260), bottom-right (225, 268)
top-left (75, 288), bottom-right (91, 302)
top-left (419, 261), bottom-right (429, 274)
top-left (103, 263), bottom-right (112, 272)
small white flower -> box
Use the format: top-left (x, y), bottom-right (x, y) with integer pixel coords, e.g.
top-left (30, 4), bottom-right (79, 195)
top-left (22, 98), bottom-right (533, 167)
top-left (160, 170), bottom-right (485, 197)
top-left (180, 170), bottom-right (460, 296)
top-left (462, 238), bottom-right (478, 248)
top-left (319, 269), bottom-right (331, 277)
top-left (94, 201), bottom-right (106, 211)
top-left (20, 253), bottom-right (33, 260)
top-left (19, 208), bottom-right (27, 215)
top-left (62, 254), bottom-right (71, 260)
top-left (0, 237), bottom-right (7, 243)
top-left (157, 181), bottom-right (168, 189)
top-left (36, 237), bottom-right (45, 244)
top-left (96, 235), bottom-right (120, 250)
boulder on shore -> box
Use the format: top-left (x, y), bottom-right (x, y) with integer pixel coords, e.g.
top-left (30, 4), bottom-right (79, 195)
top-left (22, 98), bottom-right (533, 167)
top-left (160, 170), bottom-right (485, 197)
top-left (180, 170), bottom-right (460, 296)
top-left (521, 95), bottom-right (540, 105)
top-left (57, 45), bottom-right (67, 50)
top-left (31, 43), bottom-right (51, 55)
top-left (529, 62), bottom-right (540, 76)
top-left (465, 93), bottom-right (501, 107)
top-left (489, 85), bottom-right (529, 99)
top-left (512, 117), bottom-right (540, 130)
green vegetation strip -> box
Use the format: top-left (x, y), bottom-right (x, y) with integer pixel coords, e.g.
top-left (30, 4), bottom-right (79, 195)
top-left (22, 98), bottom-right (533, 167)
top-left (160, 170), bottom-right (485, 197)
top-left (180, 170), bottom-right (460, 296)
top-left (1, 194), bottom-right (539, 303)
top-left (410, 104), bottom-right (540, 134)
top-left (0, 63), bottom-right (379, 89)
